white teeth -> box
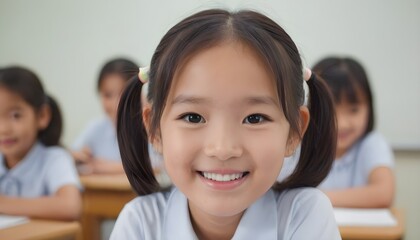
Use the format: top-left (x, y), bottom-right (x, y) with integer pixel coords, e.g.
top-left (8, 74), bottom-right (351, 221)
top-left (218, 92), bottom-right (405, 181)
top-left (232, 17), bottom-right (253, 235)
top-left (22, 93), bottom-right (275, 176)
top-left (202, 172), bottom-right (244, 182)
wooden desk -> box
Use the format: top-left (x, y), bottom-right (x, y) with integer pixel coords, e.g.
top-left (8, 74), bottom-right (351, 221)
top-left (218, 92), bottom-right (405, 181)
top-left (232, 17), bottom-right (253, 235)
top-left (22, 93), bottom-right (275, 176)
top-left (0, 219), bottom-right (81, 240)
top-left (340, 209), bottom-right (404, 240)
top-left (80, 174), bottom-right (136, 240)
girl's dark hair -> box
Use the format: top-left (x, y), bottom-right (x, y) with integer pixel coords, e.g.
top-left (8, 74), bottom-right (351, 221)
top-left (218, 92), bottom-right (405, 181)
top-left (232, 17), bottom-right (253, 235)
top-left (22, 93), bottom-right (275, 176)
top-left (117, 9), bottom-right (336, 195)
top-left (312, 57), bottom-right (374, 134)
top-left (97, 58), bottom-right (138, 91)
top-left (0, 66), bottom-right (63, 146)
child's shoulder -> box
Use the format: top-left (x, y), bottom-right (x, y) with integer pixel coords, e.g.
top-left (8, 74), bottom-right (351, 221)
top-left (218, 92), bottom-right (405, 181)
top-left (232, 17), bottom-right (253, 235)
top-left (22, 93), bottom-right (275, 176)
top-left (111, 189), bottom-right (175, 239)
top-left (125, 189), bottom-right (172, 211)
top-left (273, 188), bottom-right (339, 238)
top-left (121, 188), bottom-right (174, 222)
top-left (274, 187), bottom-right (334, 219)
top-left (361, 131), bottom-right (388, 145)
top-left (36, 144), bottom-right (75, 169)
top-left (276, 187), bottom-right (330, 207)
top-left (359, 131), bottom-right (392, 154)
top-left (43, 144), bottom-right (72, 160)
top-left (84, 116), bottom-right (113, 130)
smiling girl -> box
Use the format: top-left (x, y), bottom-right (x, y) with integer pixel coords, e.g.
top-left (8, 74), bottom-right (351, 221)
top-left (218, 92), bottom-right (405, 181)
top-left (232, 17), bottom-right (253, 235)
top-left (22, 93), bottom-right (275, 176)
top-left (111, 9), bottom-right (341, 239)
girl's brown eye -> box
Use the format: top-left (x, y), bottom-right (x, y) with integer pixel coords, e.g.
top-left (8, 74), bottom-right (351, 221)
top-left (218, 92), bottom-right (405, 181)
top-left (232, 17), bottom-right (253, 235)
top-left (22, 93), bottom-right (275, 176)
top-left (243, 114), bottom-right (269, 124)
top-left (11, 111), bottom-right (22, 120)
top-left (181, 113), bottom-right (205, 123)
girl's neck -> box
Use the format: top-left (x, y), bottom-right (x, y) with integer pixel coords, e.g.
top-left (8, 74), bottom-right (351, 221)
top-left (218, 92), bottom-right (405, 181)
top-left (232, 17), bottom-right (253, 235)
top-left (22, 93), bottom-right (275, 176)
top-left (4, 155), bottom-right (22, 169)
top-left (3, 142), bottom-right (36, 169)
top-left (335, 148), bottom-right (346, 159)
top-left (189, 202), bottom-right (244, 240)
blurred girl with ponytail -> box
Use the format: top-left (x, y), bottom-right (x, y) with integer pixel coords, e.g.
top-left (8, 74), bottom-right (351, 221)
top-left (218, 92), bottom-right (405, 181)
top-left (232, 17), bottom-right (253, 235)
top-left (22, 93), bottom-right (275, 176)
top-left (0, 66), bottom-right (81, 220)
top-left (112, 9), bottom-right (340, 239)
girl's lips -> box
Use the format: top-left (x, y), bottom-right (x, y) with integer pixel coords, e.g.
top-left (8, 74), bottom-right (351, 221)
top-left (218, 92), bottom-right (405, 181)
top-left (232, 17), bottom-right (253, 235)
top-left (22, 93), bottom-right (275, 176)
top-left (197, 170), bottom-right (249, 190)
top-left (338, 131), bottom-right (351, 140)
top-left (0, 139), bottom-right (17, 146)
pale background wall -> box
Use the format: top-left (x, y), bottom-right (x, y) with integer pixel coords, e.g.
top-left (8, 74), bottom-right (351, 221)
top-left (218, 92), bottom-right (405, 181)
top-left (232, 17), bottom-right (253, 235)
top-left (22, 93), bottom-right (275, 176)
top-left (0, 0), bottom-right (419, 239)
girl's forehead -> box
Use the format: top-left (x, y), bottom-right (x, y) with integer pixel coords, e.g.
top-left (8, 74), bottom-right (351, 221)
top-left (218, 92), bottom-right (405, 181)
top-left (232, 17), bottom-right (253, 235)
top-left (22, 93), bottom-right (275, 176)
top-left (99, 74), bottom-right (126, 88)
top-left (176, 41), bottom-right (271, 75)
top-left (177, 42), bottom-right (273, 82)
top-left (0, 86), bottom-right (21, 100)
top-left (0, 87), bottom-right (32, 110)
top-left (165, 42), bottom-right (279, 105)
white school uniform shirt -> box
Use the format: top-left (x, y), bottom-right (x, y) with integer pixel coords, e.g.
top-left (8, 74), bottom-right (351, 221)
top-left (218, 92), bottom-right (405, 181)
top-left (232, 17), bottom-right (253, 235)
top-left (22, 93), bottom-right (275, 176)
top-left (0, 142), bottom-right (81, 197)
top-left (72, 116), bottom-right (121, 161)
top-left (110, 187), bottom-right (341, 240)
top-left (319, 131), bottom-right (394, 189)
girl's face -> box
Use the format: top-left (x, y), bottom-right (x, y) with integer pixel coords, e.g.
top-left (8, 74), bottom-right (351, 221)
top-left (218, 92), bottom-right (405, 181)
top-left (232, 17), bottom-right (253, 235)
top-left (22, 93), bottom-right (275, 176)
top-left (156, 42), bottom-right (301, 224)
top-left (335, 94), bottom-right (369, 157)
top-left (0, 87), bottom-right (48, 165)
top-left (99, 74), bottom-right (126, 123)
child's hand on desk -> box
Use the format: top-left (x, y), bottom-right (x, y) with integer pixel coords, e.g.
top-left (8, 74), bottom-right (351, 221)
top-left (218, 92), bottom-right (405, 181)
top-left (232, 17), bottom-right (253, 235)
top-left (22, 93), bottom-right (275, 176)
top-left (72, 147), bottom-right (93, 164)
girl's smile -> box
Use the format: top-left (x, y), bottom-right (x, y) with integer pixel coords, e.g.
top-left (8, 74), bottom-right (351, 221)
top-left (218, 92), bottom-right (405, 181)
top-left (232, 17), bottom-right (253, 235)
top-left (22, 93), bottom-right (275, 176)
top-left (197, 170), bottom-right (249, 191)
top-left (0, 138), bottom-right (18, 147)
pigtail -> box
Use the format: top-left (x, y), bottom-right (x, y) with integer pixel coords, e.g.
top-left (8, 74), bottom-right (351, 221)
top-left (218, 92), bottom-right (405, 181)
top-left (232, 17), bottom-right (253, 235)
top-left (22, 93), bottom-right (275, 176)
top-left (299, 74), bottom-right (337, 185)
top-left (275, 74), bottom-right (336, 191)
top-left (117, 77), bottom-right (160, 195)
top-left (39, 95), bottom-right (63, 146)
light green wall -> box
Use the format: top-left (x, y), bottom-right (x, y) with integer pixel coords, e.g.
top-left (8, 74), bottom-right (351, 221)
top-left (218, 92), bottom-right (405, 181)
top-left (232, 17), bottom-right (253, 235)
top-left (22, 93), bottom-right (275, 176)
top-left (1, 0), bottom-right (419, 149)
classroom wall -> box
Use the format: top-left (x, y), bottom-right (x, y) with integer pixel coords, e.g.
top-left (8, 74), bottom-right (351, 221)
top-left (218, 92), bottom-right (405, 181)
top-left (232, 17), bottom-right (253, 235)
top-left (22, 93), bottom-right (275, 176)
top-left (0, 0), bottom-right (419, 239)
top-left (1, 0), bottom-right (419, 149)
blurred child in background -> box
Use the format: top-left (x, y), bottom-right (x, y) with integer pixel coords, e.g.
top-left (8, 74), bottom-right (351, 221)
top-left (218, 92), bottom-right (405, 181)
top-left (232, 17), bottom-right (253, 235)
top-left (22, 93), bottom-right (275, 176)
top-left (0, 66), bottom-right (81, 220)
top-left (313, 57), bottom-right (395, 208)
top-left (71, 58), bottom-right (137, 174)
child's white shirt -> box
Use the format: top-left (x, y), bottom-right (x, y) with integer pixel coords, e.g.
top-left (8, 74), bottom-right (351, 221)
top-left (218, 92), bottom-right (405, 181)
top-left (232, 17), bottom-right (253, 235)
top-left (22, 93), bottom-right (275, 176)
top-left (0, 142), bottom-right (81, 197)
top-left (72, 116), bottom-right (121, 162)
top-left (111, 187), bottom-right (341, 240)
top-left (319, 131), bottom-right (394, 189)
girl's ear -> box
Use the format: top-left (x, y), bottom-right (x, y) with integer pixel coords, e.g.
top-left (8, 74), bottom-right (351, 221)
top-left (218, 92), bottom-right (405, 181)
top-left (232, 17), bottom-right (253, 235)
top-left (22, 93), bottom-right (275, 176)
top-left (142, 106), bottom-right (163, 154)
top-left (37, 104), bottom-right (52, 130)
top-left (285, 106), bottom-right (310, 157)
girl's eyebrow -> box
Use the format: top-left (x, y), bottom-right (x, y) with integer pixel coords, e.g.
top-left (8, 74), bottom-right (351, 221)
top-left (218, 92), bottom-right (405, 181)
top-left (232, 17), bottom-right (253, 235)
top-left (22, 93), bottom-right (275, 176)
top-left (7, 105), bottom-right (23, 111)
top-left (171, 95), bottom-right (278, 106)
top-left (171, 95), bottom-right (209, 105)
top-left (245, 96), bottom-right (279, 107)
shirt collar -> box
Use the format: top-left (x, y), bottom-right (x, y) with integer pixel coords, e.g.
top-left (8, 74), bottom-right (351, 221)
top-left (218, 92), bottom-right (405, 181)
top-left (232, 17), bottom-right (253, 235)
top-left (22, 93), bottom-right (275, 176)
top-left (0, 142), bottom-right (44, 178)
top-left (0, 154), bottom-right (6, 176)
top-left (163, 188), bottom-right (198, 240)
top-left (163, 188), bottom-right (278, 239)
top-left (334, 140), bottom-right (362, 170)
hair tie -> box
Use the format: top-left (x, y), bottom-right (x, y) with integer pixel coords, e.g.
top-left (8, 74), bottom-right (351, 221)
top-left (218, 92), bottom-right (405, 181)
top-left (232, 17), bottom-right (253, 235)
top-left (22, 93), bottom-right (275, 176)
top-left (138, 66), bottom-right (150, 83)
top-left (303, 68), bottom-right (315, 83)
top-left (307, 73), bottom-right (316, 83)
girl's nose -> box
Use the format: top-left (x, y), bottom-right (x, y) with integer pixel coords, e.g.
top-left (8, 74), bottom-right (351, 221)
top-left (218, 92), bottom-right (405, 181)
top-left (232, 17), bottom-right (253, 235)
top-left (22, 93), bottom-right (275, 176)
top-left (336, 113), bottom-right (350, 130)
top-left (0, 119), bottom-right (11, 134)
top-left (204, 122), bottom-right (243, 161)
